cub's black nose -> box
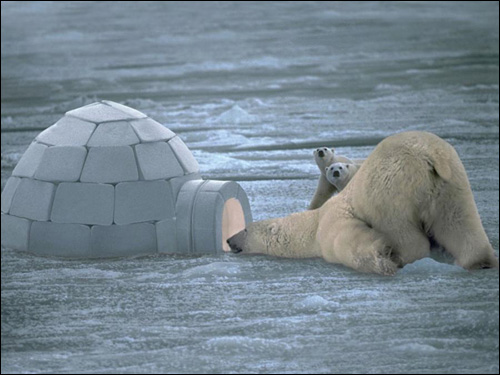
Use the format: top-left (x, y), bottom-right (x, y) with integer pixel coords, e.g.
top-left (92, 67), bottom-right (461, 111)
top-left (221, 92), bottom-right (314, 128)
top-left (333, 170), bottom-right (340, 177)
top-left (318, 150), bottom-right (324, 157)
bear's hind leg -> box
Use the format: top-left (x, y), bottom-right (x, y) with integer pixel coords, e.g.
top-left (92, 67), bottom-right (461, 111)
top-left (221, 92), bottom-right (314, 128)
top-left (429, 188), bottom-right (498, 270)
top-left (321, 220), bottom-right (399, 276)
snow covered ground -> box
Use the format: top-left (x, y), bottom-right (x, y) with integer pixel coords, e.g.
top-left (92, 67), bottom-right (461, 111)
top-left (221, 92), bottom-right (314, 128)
top-left (1, 2), bottom-right (498, 373)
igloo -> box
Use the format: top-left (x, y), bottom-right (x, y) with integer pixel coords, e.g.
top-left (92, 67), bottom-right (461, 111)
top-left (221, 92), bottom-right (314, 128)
top-left (1, 101), bottom-right (252, 258)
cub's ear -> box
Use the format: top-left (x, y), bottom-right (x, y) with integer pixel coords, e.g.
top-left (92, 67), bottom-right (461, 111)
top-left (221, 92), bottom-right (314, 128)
top-left (346, 165), bottom-right (349, 168)
top-left (325, 167), bottom-right (329, 172)
top-left (331, 148), bottom-right (335, 153)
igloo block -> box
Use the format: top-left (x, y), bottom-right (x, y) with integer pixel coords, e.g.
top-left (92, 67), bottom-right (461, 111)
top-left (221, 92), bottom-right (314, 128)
top-left (135, 142), bottom-right (184, 180)
top-left (36, 116), bottom-right (96, 146)
top-left (175, 180), bottom-right (205, 254)
top-left (130, 118), bottom-right (176, 142)
top-left (192, 192), bottom-right (224, 254)
top-left (12, 142), bottom-right (47, 178)
top-left (102, 100), bottom-right (147, 119)
top-left (1, 214), bottom-right (31, 251)
top-left (9, 179), bottom-right (55, 221)
top-left (156, 217), bottom-right (178, 254)
top-left (91, 223), bottom-right (157, 258)
top-left (80, 146), bottom-right (138, 183)
top-left (1, 177), bottom-right (22, 214)
top-left (30, 221), bottom-right (91, 257)
top-left (169, 173), bottom-right (202, 201)
top-left (51, 183), bottom-right (114, 225)
top-left (34, 146), bottom-right (87, 182)
top-left (114, 180), bottom-right (174, 225)
top-left (87, 121), bottom-right (140, 147)
top-left (237, 185), bottom-right (253, 225)
top-left (66, 102), bottom-right (135, 123)
top-left (168, 136), bottom-right (199, 174)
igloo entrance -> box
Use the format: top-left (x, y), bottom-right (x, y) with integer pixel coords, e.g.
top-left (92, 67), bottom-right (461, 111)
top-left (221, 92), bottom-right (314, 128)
top-left (221, 198), bottom-right (246, 252)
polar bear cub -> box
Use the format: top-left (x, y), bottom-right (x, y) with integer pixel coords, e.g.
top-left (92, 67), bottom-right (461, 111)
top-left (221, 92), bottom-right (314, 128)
top-left (325, 162), bottom-right (359, 191)
top-left (309, 147), bottom-right (354, 209)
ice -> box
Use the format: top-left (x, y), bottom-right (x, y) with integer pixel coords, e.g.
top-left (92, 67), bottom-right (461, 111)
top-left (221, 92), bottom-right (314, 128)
top-left (294, 295), bottom-right (340, 313)
top-left (1, 2), bottom-right (499, 374)
top-left (215, 105), bottom-right (258, 124)
top-left (182, 261), bottom-right (241, 278)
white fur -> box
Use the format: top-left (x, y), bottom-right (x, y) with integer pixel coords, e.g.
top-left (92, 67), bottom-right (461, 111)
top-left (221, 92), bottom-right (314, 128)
top-left (228, 131), bottom-right (498, 275)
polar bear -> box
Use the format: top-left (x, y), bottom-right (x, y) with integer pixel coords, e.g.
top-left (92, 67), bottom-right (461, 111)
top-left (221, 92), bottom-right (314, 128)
top-left (309, 147), bottom-right (354, 209)
top-left (325, 162), bottom-right (359, 192)
top-left (228, 131), bottom-right (498, 275)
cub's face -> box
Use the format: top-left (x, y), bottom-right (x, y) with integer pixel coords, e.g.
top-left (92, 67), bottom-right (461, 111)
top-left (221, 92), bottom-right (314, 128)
top-left (313, 147), bottom-right (335, 174)
top-left (325, 162), bottom-right (354, 191)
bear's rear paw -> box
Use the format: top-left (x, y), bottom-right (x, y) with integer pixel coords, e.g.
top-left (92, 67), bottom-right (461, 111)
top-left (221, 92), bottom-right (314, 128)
top-left (375, 256), bottom-right (398, 276)
top-left (374, 243), bottom-right (399, 276)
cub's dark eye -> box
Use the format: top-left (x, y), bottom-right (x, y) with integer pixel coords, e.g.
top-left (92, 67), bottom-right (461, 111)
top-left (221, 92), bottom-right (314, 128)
top-left (346, 165), bottom-right (349, 168)
top-left (339, 166), bottom-right (343, 170)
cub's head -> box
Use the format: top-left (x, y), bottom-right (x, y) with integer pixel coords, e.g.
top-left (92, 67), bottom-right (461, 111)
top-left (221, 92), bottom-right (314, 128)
top-left (325, 162), bottom-right (357, 191)
top-left (313, 147), bottom-right (336, 172)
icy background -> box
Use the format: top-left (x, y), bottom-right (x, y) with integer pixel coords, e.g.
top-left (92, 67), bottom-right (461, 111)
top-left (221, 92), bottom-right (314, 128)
top-left (1, 1), bottom-right (499, 373)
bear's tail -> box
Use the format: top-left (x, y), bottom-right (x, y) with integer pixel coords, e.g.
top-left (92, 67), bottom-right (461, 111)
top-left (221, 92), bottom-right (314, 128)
top-left (429, 147), bottom-right (452, 182)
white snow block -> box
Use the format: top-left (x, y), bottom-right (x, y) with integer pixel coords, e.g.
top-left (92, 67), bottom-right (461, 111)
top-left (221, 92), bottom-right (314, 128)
top-left (114, 180), bottom-right (174, 225)
top-left (36, 116), bottom-right (96, 146)
top-left (87, 121), bottom-right (140, 147)
top-left (135, 142), bottom-right (184, 180)
top-left (30, 221), bottom-right (91, 258)
top-left (169, 173), bottom-right (202, 201)
top-left (168, 136), bottom-right (199, 174)
top-left (80, 146), bottom-right (138, 183)
top-left (1, 214), bottom-right (31, 251)
top-left (66, 102), bottom-right (135, 123)
top-left (156, 217), bottom-right (178, 254)
top-left (201, 180), bottom-right (239, 200)
top-left (130, 118), bottom-right (176, 142)
top-left (102, 100), bottom-right (147, 119)
top-left (91, 223), bottom-right (157, 258)
top-left (1, 177), bottom-right (22, 214)
top-left (12, 142), bottom-right (47, 178)
top-left (9, 179), bottom-right (55, 221)
top-left (51, 183), bottom-right (114, 225)
top-left (34, 146), bottom-right (87, 182)
top-left (175, 180), bottom-right (206, 254)
top-left (192, 192), bottom-right (224, 254)
top-left (237, 185), bottom-right (253, 225)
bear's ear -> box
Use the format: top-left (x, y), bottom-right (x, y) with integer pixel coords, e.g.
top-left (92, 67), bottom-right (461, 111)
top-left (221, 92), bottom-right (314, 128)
top-left (325, 167), bottom-right (329, 172)
top-left (331, 148), bottom-right (335, 153)
top-left (346, 165), bottom-right (349, 168)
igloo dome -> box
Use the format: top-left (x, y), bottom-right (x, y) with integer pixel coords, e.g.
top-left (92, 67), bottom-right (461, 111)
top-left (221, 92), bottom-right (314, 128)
top-left (1, 101), bottom-right (252, 258)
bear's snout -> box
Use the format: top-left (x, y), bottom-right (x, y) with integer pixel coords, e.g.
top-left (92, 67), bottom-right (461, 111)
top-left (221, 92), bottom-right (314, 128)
top-left (318, 150), bottom-right (325, 157)
top-left (227, 229), bottom-right (247, 253)
top-left (333, 170), bottom-right (340, 177)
